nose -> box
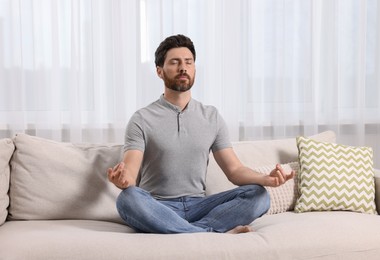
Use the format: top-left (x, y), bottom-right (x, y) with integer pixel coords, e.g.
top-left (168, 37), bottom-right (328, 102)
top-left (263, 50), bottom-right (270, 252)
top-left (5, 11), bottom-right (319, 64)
top-left (180, 69), bottom-right (187, 74)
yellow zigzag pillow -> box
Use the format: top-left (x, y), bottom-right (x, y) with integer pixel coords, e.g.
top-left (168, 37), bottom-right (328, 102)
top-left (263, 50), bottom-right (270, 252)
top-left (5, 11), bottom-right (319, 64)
top-left (295, 136), bottom-right (377, 214)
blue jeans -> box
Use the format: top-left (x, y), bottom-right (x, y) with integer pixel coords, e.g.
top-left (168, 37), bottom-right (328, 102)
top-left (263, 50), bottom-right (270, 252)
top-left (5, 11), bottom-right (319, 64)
top-left (116, 184), bottom-right (270, 234)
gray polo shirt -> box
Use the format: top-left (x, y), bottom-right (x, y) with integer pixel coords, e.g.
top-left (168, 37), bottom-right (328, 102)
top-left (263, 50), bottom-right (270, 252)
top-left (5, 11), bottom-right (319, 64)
top-left (124, 94), bottom-right (232, 199)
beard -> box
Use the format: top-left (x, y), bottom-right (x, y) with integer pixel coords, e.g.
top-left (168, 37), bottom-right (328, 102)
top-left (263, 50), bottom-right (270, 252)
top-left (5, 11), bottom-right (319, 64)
top-left (163, 71), bottom-right (195, 92)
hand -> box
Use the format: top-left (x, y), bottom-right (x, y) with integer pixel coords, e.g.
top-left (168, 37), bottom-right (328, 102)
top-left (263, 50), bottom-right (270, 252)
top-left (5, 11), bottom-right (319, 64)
top-left (264, 164), bottom-right (295, 187)
top-left (107, 162), bottom-right (133, 189)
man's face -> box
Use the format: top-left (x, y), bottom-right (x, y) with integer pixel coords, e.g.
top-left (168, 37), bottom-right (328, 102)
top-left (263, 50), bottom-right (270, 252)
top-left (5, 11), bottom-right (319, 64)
top-left (157, 47), bottom-right (195, 92)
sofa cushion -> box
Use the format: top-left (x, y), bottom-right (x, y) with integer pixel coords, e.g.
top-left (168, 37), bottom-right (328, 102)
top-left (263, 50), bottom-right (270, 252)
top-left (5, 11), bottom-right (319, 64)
top-left (8, 134), bottom-right (124, 223)
top-left (1, 212), bottom-right (380, 260)
top-left (295, 136), bottom-right (377, 214)
top-left (0, 138), bottom-right (14, 225)
top-left (253, 162), bottom-right (299, 214)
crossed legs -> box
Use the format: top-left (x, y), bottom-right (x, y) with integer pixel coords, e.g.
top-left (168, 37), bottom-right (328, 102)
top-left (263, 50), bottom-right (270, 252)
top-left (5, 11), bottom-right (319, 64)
top-left (116, 185), bottom-right (270, 234)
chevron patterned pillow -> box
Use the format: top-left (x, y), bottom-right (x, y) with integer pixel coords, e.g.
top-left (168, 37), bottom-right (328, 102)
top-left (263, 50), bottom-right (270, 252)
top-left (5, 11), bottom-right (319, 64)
top-left (295, 136), bottom-right (377, 214)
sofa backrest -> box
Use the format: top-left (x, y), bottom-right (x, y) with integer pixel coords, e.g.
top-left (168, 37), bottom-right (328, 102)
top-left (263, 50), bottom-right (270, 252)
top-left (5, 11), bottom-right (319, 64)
top-left (5, 130), bottom-right (378, 223)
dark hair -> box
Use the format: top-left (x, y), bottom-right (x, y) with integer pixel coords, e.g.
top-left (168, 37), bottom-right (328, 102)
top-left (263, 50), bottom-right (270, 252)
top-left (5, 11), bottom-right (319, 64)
top-left (154, 34), bottom-right (196, 67)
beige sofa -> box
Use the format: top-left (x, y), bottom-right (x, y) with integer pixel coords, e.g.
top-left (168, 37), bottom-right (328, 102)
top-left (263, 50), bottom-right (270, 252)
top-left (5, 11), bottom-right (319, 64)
top-left (1, 131), bottom-right (379, 260)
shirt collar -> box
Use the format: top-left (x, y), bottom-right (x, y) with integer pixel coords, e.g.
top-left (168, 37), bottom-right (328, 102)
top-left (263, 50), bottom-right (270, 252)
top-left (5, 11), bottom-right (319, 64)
top-left (159, 94), bottom-right (193, 112)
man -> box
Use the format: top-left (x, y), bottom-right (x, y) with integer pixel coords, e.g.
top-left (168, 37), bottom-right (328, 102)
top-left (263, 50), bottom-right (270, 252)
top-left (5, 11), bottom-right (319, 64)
top-left (107, 34), bottom-right (294, 234)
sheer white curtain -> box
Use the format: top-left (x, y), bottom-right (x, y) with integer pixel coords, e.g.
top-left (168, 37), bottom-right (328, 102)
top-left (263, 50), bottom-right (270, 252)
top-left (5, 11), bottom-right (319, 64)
top-left (0, 0), bottom-right (144, 142)
top-left (1, 0), bottom-right (379, 166)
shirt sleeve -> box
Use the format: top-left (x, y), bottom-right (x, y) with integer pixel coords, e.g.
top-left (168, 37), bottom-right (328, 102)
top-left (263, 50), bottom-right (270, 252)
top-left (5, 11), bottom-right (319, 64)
top-left (123, 112), bottom-right (145, 152)
top-left (211, 110), bottom-right (232, 153)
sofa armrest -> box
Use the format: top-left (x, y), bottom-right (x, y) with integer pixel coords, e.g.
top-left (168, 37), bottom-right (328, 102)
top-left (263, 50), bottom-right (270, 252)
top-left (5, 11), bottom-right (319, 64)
top-left (375, 169), bottom-right (380, 214)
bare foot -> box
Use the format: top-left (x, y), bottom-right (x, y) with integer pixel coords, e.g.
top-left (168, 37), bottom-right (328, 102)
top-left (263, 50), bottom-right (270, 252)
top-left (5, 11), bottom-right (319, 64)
top-left (226, 225), bottom-right (253, 234)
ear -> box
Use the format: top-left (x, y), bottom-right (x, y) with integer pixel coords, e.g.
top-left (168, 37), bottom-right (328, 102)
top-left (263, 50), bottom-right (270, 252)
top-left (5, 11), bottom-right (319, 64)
top-left (156, 66), bottom-right (163, 79)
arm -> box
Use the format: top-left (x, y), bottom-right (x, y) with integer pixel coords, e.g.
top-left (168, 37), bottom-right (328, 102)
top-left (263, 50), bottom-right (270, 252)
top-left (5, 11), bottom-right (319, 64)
top-left (213, 148), bottom-right (294, 187)
top-left (107, 149), bottom-right (143, 189)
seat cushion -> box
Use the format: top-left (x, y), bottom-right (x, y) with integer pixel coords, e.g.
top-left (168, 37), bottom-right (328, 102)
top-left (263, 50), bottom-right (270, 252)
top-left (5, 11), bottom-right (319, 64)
top-left (252, 211), bottom-right (380, 259)
top-left (1, 212), bottom-right (380, 260)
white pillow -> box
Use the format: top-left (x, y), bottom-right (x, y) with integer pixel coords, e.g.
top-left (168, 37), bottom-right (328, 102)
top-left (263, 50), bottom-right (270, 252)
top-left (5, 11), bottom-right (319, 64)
top-left (253, 162), bottom-right (299, 215)
top-left (0, 138), bottom-right (14, 225)
top-left (9, 134), bottom-right (124, 223)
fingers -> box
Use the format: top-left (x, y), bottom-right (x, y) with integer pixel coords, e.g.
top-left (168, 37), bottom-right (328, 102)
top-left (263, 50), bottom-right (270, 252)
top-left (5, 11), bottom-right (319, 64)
top-left (270, 164), bottom-right (295, 187)
top-left (108, 163), bottom-right (120, 182)
top-left (112, 162), bottom-right (120, 171)
top-left (118, 162), bottom-right (125, 171)
top-left (286, 170), bottom-right (296, 181)
top-left (107, 167), bottom-right (115, 182)
top-left (118, 169), bottom-right (127, 186)
top-left (275, 164), bottom-right (286, 185)
top-left (107, 162), bottom-right (126, 184)
top-left (117, 163), bottom-right (126, 182)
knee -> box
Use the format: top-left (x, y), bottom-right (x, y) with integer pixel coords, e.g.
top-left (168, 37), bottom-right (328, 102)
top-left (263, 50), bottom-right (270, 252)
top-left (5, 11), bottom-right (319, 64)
top-left (240, 184), bottom-right (267, 197)
top-left (257, 186), bottom-right (270, 213)
top-left (118, 186), bottom-right (140, 198)
top-left (242, 185), bottom-right (270, 214)
top-left (116, 186), bottom-right (145, 212)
